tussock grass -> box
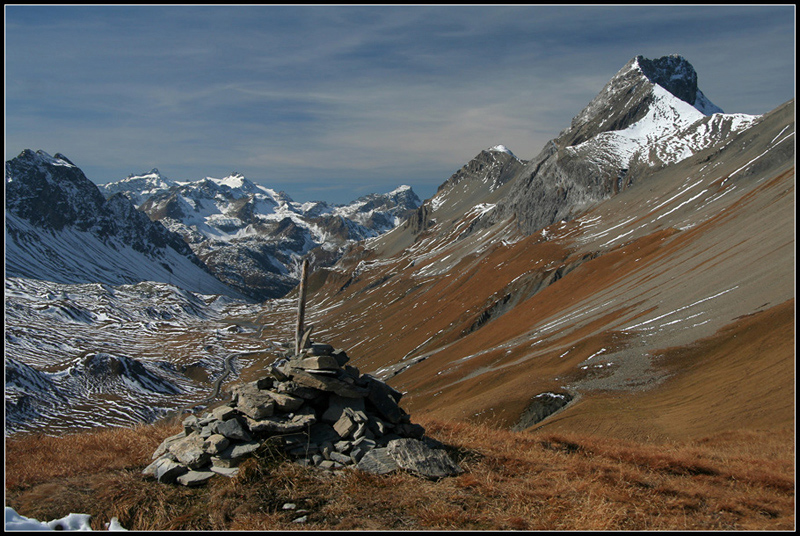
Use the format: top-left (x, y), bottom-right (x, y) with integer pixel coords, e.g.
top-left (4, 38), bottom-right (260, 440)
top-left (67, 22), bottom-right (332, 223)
top-left (5, 417), bottom-right (795, 531)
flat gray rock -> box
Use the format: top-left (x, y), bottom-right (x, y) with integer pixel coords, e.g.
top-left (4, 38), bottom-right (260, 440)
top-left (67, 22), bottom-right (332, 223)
top-left (233, 381), bottom-right (282, 418)
top-left (356, 447), bottom-right (399, 475)
top-left (246, 415), bottom-right (307, 434)
top-left (287, 366), bottom-right (369, 398)
top-left (212, 417), bottom-right (252, 442)
top-left (210, 465), bottom-right (240, 478)
top-left (143, 455), bottom-right (189, 484)
top-left (387, 438), bottom-right (462, 479)
top-left (177, 469), bottom-right (216, 487)
top-left (168, 433), bottom-right (211, 469)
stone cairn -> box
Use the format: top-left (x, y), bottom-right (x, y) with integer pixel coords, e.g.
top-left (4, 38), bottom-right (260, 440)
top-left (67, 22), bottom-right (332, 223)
top-left (144, 260), bottom-right (462, 487)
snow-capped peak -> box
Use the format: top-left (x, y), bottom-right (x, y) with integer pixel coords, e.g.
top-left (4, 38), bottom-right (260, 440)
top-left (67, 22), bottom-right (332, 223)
top-left (99, 169), bottom-right (176, 206)
top-left (388, 184), bottom-right (413, 195)
top-left (215, 172), bottom-right (250, 189)
top-left (489, 144), bottom-right (512, 155)
top-left (489, 144), bottom-right (521, 162)
top-left (569, 82), bottom-right (759, 171)
top-left (9, 149), bottom-right (76, 172)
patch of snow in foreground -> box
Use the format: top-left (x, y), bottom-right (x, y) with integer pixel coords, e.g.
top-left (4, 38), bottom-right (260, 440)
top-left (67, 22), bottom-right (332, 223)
top-left (5, 507), bottom-right (126, 531)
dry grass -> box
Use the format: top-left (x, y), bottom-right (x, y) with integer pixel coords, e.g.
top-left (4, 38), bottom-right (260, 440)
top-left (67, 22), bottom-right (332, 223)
top-left (5, 417), bottom-right (794, 531)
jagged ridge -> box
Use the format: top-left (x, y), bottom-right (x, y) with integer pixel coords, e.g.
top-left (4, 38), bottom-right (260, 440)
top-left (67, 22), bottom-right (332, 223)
top-left (102, 173), bottom-right (422, 300)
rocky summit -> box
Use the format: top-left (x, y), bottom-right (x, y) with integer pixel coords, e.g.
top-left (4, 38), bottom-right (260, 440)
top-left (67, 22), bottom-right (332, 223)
top-left (144, 341), bottom-right (462, 486)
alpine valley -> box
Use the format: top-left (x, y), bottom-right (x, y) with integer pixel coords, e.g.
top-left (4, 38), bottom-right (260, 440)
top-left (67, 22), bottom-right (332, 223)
top-left (4, 55), bottom-right (795, 444)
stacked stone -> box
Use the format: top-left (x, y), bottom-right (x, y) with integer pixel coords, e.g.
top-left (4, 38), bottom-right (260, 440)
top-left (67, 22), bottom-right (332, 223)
top-left (144, 342), bottom-right (461, 487)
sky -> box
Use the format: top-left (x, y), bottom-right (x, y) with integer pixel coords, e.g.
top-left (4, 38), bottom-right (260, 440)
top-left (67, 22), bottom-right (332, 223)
top-left (4, 5), bottom-right (796, 204)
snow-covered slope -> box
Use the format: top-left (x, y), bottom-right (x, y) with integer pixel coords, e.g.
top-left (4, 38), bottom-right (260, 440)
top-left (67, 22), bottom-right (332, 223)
top-left (5, 150), bottom-right (247, 299)
top-left (102, 172), bottom-right (421, 300)
top-left (4, 276), bottom-right (269, 435)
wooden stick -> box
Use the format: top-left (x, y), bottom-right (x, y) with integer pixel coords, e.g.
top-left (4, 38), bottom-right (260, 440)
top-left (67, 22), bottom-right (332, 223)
top-left (298, 325), bottom-right (314, 357)
top-left (295, 258), bottom-right (309, 356)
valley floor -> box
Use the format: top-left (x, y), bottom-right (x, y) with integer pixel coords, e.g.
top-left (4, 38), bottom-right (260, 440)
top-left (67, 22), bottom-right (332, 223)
top-left (5, 416), bottom-right (794, 531)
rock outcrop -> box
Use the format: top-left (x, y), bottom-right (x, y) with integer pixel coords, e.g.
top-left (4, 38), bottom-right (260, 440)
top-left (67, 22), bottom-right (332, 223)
top-left (144, 342), bottom-right (462, 486)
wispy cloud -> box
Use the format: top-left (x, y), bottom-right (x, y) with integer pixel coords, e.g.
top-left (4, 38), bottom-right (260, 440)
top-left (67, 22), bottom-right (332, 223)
top-left (5, 5), bottom-right (795, 203)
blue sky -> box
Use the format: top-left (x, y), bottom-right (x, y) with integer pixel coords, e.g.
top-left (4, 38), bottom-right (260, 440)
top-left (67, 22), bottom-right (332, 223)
top-left (5, 5), bottom-right (795, 204)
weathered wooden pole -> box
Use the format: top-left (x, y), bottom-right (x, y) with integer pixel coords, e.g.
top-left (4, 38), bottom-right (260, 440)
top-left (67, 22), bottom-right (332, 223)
top-left (295, 258), bottom-right (310, 356)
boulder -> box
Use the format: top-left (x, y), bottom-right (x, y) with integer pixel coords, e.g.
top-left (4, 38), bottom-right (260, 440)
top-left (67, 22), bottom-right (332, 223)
top-left (212, 440), bottom-right (262, 468)
top-left (332, 408), bottom-right (359, 438)
top-left (308, 343), bottom-right (335, 356)
top-left (211, 405), bottom-right (238, 421)
top-left (151, 430), bottom-right (186, 460)
top-left (363, 375), bottom-right (406, 423)
top-left (143, 455), bottom-right (188, 484)
top-left (287, 367), bottom-right (370, 398)
top-left (331, 349), bottom-right (349, 367)
top-left (321, 394), bottom-right (366, 423)
top-left (246, 415), bottom-right (308, 434)
top-left (263, 390), bottom-right (305, 412)
top-left (210, 465), bottom-right (240, 478)
top-left (203, 434), bottom-right (230, 455)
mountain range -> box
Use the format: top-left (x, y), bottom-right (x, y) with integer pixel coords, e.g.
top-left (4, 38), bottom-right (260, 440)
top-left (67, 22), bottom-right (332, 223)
top-left (4, 54), bottom-right (794, 441)
top-left (99, 170), bottom-right (421, 301)
top-left (6, 152), bottom-right (421, 301)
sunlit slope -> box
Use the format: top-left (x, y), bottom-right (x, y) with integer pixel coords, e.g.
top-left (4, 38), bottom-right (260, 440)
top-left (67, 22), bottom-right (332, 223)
top-left (299, 99), bottom-right (794, 440)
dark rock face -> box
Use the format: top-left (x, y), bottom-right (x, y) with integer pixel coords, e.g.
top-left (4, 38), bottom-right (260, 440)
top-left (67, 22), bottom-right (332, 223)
top-left (489, 142), bottom-right (605, 235)
top-left (5, 150), bottom-right (231, 292)
top-left (5, 150), bottom-right (108, 231)
top-left (511, 392), bottom-right (574, 431)
top-left (636, 54), bottom-right (698, 106)
top-left (403, 203), bottom-right (435, 235)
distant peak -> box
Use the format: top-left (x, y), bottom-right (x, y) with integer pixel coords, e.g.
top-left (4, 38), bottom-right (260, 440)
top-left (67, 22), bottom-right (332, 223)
top-left (15, 149), bottom-right (76, 168)
top-left (126, 168), bottom-right (163, 179)
top-left (488, 144), bottom-right (521, 161)
top-left (217, 173), bottom-right (253, 189)
top-left (389, 184), bottom-right (413, 194)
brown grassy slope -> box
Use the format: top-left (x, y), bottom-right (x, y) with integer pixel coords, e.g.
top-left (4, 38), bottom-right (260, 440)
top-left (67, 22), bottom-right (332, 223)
top-left (293, 112), bottom-right (795, 440)
top-left (5, 417), bottom-right (794, 531)
top-left (532, 298), bottom-right (796, 441)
